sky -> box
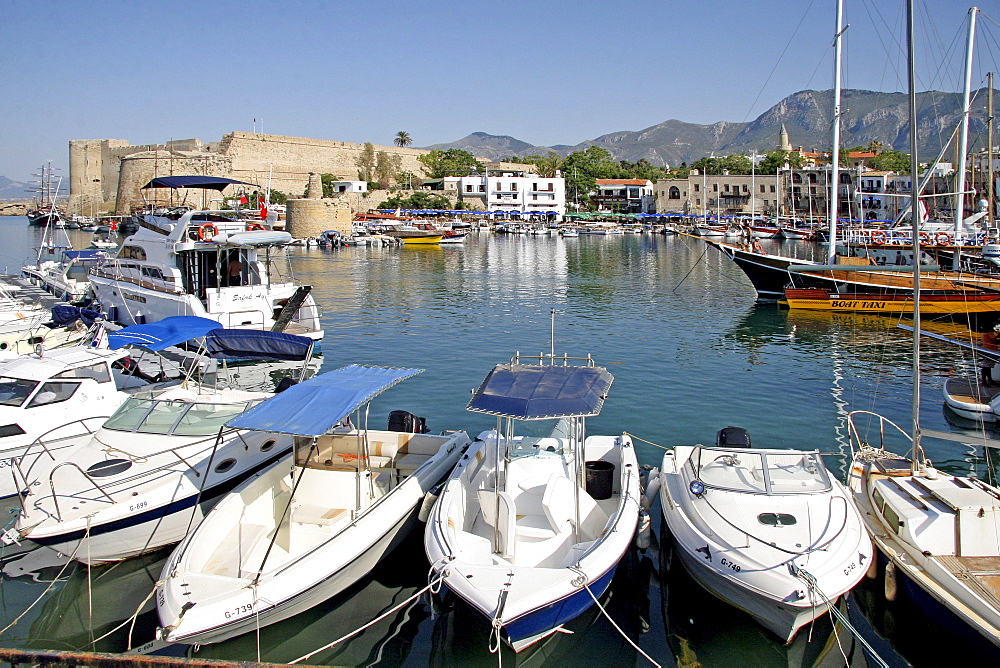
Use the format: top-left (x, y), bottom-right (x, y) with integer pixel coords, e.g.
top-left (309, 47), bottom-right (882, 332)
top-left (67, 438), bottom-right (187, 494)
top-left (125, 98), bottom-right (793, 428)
top-left (2, 0), bottom-right (999, 183)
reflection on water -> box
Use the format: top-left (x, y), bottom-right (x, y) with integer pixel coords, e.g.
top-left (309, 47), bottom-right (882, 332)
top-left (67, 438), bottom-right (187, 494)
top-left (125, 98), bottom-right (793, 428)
top-left (0, 220), bottom-right (996, 663)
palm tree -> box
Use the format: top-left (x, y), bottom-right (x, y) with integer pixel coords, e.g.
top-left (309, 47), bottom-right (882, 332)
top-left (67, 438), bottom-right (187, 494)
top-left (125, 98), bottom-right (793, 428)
top-left (394, 131), bottom-right (412, 148)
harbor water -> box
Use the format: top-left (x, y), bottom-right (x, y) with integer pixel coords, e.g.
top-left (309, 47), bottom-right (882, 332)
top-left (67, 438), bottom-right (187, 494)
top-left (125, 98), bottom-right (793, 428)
top-left (0, 217), bottom-right (994, 666)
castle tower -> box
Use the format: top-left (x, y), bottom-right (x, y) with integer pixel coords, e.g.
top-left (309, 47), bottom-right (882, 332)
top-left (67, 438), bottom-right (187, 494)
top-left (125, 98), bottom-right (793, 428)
top-left (777, 124), bottom-right (792, 152)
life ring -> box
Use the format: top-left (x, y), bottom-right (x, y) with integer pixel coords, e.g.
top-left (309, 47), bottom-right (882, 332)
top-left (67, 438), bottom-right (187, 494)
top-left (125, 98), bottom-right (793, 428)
top-left (918, 231), bottom-right (930, 242)
top-left (246, 223), bottom-right (266, 232)
top-left (871, 231), bottom-right (888, 244)
top-left (935, 232), bottom-right (952, 245)
top-left (197, 223), bottom-right (219, 241)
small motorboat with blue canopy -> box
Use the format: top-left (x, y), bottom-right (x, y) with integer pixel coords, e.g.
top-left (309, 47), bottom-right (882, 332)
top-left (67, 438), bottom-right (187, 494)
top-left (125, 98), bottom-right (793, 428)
top-left (14, 317), bottom-right (316, 564)
top-left (424, 354), bottom-right (641, 652)
top-left (155, 364), bottom-right (471, 644)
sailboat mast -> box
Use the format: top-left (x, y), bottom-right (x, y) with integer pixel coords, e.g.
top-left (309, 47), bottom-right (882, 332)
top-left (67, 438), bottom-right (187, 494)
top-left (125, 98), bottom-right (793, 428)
top-left (953, 7), bottom-right (979, 270)
top-left (907, 0), bottom-right (922, 464)
top-left (989, 72), bottom-right (995, 229)
top-left (827, 0), bottom-right (845, 264)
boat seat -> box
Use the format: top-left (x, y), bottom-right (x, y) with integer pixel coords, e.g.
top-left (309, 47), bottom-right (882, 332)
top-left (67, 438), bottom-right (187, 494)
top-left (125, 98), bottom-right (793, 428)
top-left (542, 475), bottom-right (575, 532)
top-left (291, 504), bottom-right (349, 527)
top-left (396, 453), bottom-right (431, 475)
top-left (477, 489), bottom-right (516, 559)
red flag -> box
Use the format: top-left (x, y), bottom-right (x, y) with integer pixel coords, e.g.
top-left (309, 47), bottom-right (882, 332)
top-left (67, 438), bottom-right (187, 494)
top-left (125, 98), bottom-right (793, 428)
top-left (260, 196), bottom-right (268, 221)
top-left (239, 191), bottom-right (248, 205)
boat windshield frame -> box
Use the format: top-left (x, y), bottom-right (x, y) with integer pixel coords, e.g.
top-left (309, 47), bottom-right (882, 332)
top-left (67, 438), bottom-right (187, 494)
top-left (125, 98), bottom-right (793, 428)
top-left (692, 446), bottom-right (832, 495)
top-left (103, 396), bottom-right (264, 436)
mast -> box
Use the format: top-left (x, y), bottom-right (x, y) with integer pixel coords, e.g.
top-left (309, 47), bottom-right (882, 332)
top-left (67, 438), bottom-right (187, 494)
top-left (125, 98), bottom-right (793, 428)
top-left (907, 0), bottom-right (923, 467)
top-left (827, 0), bottom-right (845, 264)
top-left (953, 6), bottom-right (978, 269)
top-left (989, 71), bottom-right (995, 229)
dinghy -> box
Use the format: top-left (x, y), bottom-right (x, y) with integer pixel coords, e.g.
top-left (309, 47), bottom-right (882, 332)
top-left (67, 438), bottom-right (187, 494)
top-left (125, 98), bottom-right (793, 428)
top-left (155, 364), bottom-right (470, 644)
top-left (13, 324), bottom-right (316, 563)
top-left (424, 355), bottom-right (641, 651)
top-left (657, 426), bottom-right (872, 642)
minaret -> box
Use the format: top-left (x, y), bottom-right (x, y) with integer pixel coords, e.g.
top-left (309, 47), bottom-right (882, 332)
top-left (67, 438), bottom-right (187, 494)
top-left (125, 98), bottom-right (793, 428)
top-left (778, 124), bottom-right (792, 152)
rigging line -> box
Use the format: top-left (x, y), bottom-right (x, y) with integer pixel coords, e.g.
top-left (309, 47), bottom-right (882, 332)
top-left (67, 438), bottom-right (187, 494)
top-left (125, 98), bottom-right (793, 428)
top-left (670, 243), bottom-right (709, 294)
top-left (288, 576), bottom-right (443, 665)
top-left (582, 583), bottom-right (660, 668)
top-left (740, 0), bottom-right (818, 125)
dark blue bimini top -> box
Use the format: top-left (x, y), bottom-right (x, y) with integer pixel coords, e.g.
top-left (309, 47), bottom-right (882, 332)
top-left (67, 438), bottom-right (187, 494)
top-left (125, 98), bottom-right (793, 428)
top-left (204, 329), bottom-right (313, 361)
top-left (141, 176), bottom-right (256, 191)
top-left (467, 364), bottom-right (613, 420)
top-left (106, 316), bottom-right (221, 351)
top-left (64, 249), bottom-right (108, 261)
top-left (226, 365), bottom-right (422, 436)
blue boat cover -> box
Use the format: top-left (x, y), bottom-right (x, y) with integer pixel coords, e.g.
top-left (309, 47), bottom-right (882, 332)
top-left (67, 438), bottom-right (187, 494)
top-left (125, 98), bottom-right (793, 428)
top-left (204, 329), bottom-right (313, 361)
top-left (64, 249), bottom-right (108, 261)
top-left (226, 365), bottom-right (422, 436)
top-left (50, 305), bottom-right (103, 327)
top-left (106, 316), bottom-right (221, 351)
top-left (467, 364), bottom-right (613, 420)
top-left (140, 176), bottom-right (256, 191)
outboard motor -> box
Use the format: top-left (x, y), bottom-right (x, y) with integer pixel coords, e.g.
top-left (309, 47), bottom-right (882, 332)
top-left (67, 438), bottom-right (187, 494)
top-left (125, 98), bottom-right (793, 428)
top-left (388, 410), bottom-right (428, 433)
top-left (716, 426), bottom-right (751, 448)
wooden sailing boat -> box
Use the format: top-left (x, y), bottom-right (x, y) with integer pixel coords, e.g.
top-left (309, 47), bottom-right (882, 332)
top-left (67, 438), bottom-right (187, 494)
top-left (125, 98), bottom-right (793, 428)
top-left (845, 4), bottom-right (1000, 658)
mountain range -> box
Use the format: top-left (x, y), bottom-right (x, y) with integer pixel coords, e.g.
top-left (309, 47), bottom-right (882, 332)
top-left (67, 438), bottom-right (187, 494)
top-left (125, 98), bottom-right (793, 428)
top-left (0, 176), bottom-right (33, 201)
top-left (424, 88), bottom-right (994, 167)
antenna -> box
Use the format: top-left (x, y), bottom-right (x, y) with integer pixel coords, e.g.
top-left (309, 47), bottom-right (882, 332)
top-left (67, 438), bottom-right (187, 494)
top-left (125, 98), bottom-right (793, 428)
top-left (549, 308), bottom-right (556, 362)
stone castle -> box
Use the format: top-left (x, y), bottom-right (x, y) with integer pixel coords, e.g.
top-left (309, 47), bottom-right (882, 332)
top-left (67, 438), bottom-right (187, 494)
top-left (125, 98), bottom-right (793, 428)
top-left (67, 132), bottom-right (429, 215)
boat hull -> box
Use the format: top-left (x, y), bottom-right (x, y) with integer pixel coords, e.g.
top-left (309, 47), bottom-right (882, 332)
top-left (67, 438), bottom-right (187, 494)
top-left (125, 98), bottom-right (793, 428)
top-left (782, 288), bottom-right (1000, 314)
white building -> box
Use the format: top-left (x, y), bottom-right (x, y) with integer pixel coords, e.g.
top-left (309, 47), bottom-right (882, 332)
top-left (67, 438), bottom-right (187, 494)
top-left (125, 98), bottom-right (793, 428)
top-left (593, 179), bottom-right (655, 213)
top-left (331, 180), bottom-right (367, 193)
top-left (453, 171), bottom-right (566, 218)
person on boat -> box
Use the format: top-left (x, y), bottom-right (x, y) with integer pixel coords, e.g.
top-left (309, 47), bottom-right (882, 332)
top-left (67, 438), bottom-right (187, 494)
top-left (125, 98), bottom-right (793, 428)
top-left (980, 324), bottom-right (1000, 384)
top-left (751, 238), bottom-right (764, 253)
top-left (227, 253), bottom-right (243, 286)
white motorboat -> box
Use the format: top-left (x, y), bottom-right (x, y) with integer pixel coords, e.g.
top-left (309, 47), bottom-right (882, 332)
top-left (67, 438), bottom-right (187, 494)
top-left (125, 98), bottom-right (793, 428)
top-left (88, 176), bottom-right (323, 344)
top-left (13, 323), bottom-right (316, 564)
top-left (424, 355), bottom-right (641, 651)
top-left (942, 374), bottom-right (1000, 422)
top-left (657, 426), bottom-right (872, 642)
top-left (155, 365), bottom-right (470, 644)
top-left (23, 248), bottom-right (108, 303)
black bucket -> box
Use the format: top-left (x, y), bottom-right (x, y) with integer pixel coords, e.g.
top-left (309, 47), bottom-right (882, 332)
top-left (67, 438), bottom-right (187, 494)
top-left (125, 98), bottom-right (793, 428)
top-left (585, 460), bottom-right (615, 500)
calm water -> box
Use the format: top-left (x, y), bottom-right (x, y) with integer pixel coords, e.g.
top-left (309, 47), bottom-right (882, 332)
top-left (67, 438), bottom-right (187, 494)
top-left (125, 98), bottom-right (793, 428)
top-left (0, 217), bottom-right (994, 666)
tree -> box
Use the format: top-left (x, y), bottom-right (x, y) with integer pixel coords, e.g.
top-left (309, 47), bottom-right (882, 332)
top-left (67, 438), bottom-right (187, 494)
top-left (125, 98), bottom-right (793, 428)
top-left (374, 151), bottom-right (403, 189)
top-left (867, 140), bottom-right (884, 154)
top-left (417, 149), bottom-right (480, 178)
top-left (867, 150), bottom-right (910, 172)
top-left (394, 131), bottom-right (412, 148)
top-left (356, 142), bottom-right (377, 181)
top-left (520, 151), bottom-right (564, 178)
top-left (757, 150), bottom-right (805, 174)
top-left (379, 191), bottom-right (453, 210)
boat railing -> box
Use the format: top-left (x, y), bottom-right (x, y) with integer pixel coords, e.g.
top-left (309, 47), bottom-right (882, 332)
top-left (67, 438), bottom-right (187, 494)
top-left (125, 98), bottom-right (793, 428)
top-left (44, 461), bottom-right (116, 521)
top-left (845, 410), bottom-right (912, 460)
top-left (11, 416), bottom-right (111, 497)
top-left (511, 352), bottom-right (597, 367)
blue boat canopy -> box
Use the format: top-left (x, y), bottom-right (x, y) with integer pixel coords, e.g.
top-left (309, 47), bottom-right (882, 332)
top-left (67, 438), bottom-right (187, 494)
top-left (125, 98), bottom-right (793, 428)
top-left (204, 329), bottom-right (313, 361)
top-left (467, 364), bottom-right (613, 420)
top-left (141, 176), bottom-right (256, 191)
top-left (226, 365), bottom-right (423, 436)
top-left (106, 316), bottom-right (221, 351)
top-left (64, 249), bottom-right (109, 261)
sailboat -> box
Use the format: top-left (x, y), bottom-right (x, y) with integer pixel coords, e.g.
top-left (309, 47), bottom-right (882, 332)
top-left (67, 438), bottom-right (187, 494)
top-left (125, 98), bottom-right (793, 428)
top-left (845, 2), bottom-right (1000, 658)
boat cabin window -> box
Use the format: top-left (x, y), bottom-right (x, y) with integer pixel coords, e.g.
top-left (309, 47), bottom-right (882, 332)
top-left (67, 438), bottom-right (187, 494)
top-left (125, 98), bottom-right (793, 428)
top-left (103, 397), bottom-right (261, 435)
top-left (694, 447), bottom-right (830, 495)
top-left (120, 246), bottom-right (147, 261)
top-left (141, 266), bottom-right (164, 281)
top-left (27, 381), bottom-right (80, 408)
top-left (53, 361), bottom-right (112, 384)
top-left (0, 378), bottom-right (38, 407)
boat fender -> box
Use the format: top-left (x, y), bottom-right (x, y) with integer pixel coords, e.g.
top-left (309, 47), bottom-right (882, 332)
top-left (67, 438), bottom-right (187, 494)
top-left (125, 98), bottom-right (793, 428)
top-left (642, 469), bottom-right (661, 511)
top-left (884, 560), bottom-right (897, 601)
top-left (418, 483), bottom-right (443, 523)
top-left (866, 554), bottom-right (879, 580)
top-left (635, 507), bottom-right (651, 550)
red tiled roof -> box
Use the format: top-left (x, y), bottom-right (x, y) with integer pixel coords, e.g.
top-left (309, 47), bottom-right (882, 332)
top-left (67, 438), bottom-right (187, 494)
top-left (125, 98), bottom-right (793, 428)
top-left (596, 179), bottom-right (650, 185)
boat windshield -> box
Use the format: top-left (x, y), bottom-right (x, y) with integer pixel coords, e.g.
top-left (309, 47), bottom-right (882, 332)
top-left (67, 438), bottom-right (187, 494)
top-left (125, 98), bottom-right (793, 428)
top-left (694, 447), bottom-right (830, 495)
top-left (0, 378), bottom-right (38, 407)
top-left (103, 397), bottom-right (261, 435)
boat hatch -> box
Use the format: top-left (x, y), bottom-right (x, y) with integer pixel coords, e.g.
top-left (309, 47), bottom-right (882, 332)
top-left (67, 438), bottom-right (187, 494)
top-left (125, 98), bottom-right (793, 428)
top-left (757, 512), bottom-right (798, 526)
top-left (103, 397), bottom-right (263, 436)
top-left (693, 447), bottom-right (831, 495)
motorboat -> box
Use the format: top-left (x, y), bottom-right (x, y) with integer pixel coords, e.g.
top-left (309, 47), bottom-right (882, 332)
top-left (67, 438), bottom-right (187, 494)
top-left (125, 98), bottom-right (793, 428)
top-left (424, 355), bottom-right (641, 651)
top-left (0, 306), bottom-right (95, 360)
top-left (22, 248), bottom-right (109, 303)
top-left (88, 176), bottom-right (323, 344)
top-left (12, 322), bottom-right (317, 563)
top-left (155, 365), bottom-right (471, 644)
top-left (846, 412), bottom-right (1000, 654)
top-left (657, 426), bottom-right (872, 642)
top-left (943, 372), bottom-right (1000, 422)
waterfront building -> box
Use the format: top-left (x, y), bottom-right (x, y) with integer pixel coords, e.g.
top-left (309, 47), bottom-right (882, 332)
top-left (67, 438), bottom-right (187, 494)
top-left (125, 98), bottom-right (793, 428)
top-left (593, 179), bottom-right (654, 214)
top-left (453, 171), bottom-right (565, 218)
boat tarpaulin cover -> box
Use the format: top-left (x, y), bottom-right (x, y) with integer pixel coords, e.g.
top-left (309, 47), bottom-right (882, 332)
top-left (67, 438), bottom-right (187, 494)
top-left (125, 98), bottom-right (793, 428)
top-left (63, 249), bottom-right (110, 261)
top-left (50, 305), bottom-right (103, 327)
top-left (106, 316), bottom-right (220, 351)
top-left (140, 176), bottom-right (256, 191)
top-left (467, 364), bottom-right (613, 420)
top-left (204, 329), bottom-right (313, 361)
top-left (226, 365), bottom-right (423, 436)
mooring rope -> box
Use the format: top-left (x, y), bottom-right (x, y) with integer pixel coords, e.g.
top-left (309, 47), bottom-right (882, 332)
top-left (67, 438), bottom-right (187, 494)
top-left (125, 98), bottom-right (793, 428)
top-left (582, 583), bottom-right (660, 667)
top-left (288, 575), bottom-right (443, 665)
top-left (623, 432), bottom-right (668, 451)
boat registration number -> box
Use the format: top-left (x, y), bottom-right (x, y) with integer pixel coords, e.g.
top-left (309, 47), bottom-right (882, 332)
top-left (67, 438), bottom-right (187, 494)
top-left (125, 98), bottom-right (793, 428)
top-left (720, 557), bottom-right (741, 572)
top-left (844, 561), bottom-right (857, 577)
top-left (129, 501), bottom-right (148, 512)
top-left (225, 603), bottom-right (253, 619)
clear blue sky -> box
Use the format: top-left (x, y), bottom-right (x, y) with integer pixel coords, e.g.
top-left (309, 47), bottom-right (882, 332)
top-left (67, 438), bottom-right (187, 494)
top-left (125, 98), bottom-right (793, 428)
top-left (1, 0), bottom-right (997, 183)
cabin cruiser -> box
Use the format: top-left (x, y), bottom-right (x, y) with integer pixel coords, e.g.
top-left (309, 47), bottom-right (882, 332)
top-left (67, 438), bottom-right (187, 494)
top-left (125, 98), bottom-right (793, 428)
top-left (88, 177), bottom-right (323, 344)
